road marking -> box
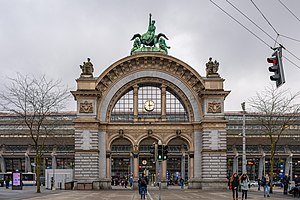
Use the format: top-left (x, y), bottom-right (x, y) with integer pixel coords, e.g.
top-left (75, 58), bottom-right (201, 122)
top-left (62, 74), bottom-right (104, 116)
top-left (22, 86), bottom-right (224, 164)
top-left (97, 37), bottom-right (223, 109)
top-left (147, 190), bottom-right (154, 200)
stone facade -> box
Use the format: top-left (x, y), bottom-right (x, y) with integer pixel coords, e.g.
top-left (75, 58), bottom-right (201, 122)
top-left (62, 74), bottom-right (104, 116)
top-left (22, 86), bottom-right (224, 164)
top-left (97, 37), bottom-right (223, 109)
top-left (71, 53), bottom-right (230, 190)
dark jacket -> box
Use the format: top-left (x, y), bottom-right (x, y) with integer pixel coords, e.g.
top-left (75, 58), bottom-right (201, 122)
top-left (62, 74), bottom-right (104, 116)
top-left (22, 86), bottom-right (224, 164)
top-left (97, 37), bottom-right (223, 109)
top-left (231, 177), bottom-right (239, 189)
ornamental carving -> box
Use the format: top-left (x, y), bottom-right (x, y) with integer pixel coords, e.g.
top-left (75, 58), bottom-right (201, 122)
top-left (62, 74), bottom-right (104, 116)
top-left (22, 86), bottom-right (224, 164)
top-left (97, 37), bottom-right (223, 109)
top-left (95, 55), bottom-right (205, 97)
top-left (79, 101), bottom-right (93, 113)
top-left (207, 102), bottom-right (222, 113)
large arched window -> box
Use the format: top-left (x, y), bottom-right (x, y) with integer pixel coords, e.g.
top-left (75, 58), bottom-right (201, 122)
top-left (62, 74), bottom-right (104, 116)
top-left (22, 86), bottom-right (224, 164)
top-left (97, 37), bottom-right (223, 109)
top-left (110, 83), bottom-right (189, 122)
top-left (166, 90), bottom-right (188, 121)
top-left (138, 85), bottom-right (161, 119)
top-left (111, 90), bottom-right (134, 122)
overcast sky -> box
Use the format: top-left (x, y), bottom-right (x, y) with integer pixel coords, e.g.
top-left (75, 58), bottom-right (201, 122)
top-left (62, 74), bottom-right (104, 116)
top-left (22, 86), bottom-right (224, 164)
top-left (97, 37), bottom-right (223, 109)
top-left (0, 0), bottom-right (299, 112)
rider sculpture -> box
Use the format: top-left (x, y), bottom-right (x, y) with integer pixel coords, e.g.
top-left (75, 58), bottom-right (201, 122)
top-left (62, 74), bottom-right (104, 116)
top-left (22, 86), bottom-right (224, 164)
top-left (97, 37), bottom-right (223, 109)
top-left (131, 14), bottom-right (170, 54)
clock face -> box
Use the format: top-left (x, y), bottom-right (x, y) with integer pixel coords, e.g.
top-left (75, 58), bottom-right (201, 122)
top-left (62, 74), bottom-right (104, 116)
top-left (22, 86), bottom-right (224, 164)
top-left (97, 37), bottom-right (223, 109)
top-left (144, 100), bottom-right (155, 112)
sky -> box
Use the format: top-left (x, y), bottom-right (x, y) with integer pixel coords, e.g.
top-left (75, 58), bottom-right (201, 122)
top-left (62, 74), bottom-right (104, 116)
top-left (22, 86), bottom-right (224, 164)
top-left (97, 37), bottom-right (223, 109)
top-left (0, 0), bottom-right (299, 112)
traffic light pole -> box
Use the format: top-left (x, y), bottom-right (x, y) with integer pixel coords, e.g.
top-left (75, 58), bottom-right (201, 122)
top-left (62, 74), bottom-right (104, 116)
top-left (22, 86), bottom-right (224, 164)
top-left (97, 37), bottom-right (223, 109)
top-left (159, 160), bottom-right (162, 200)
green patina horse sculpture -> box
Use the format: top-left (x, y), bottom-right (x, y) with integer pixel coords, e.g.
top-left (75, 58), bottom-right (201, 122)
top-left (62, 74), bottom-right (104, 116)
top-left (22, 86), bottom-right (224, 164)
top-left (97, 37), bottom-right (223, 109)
top-left (131, 13), bottom-right (169, 47)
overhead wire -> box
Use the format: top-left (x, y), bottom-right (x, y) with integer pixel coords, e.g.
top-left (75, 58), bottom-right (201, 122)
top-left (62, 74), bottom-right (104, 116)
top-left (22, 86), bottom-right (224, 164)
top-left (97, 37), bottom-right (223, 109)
top-left (250, 0), bottom-right (280, 36)
top-left (277, 0), bottom-right (300, 23)
top-left (225, 0), bottom-right (280, 46)
top-left (208, 0), bottom-right (270, 48)
top-left (209, 0), bottom-right (300, 69)
top-left (280, 35), bottom-right (300, 43)
top-left (283, 56), bottom-right (300, 70)
top-left (249, 0), bottom-right (300, 62)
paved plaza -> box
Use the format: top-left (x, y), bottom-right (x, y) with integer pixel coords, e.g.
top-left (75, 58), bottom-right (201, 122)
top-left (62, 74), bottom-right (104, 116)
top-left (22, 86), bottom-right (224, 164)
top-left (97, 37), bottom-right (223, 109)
top-left (0, 186), bottom-right (297, 200)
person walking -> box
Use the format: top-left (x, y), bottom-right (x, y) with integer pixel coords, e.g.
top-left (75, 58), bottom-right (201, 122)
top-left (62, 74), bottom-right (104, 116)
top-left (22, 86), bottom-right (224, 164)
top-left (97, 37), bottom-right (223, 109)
top-left (129, 174), bottom-right (133, 187)
top-left (5, 176), bottom-right (9, 189)
top-left (140, 177), bottom-right (147, 199)
top-left (262, 175), bottom-right (270, 197)
top-left (240, 174), bottom-right (250, 200)
top-left (179, 177), bottom-right (184, 190)
top-left (282, 175), bottom-right (289, 195)
top-left (230, 173), bottom-right (239, 200)
top-left (257, 178), bottom-right (261, 191)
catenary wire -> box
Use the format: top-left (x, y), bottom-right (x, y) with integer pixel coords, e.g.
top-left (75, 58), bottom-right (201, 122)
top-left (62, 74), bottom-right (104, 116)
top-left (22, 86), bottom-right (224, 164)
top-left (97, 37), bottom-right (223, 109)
top-left (209, 0), bottom-right (270, 48)
top-left (209, 0), bottom-right (300, 69)
top-left (277, 0), bottom-right (300, 23)
top-left (226, 0), bottom-right (280, 46)
top-left (226, 0), bottom-right (300, 62)
top-left (280, 35), bottom-right (300, 43)
top-left (250, 0), bottom-right (280, 36)
top-left (283, 56), bottom-right (300, 70)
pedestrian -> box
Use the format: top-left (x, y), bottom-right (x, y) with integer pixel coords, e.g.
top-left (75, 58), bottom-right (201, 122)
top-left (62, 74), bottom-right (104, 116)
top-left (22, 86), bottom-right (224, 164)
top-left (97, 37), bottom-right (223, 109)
top-left (124, 178), bottom-right (128, 188)
top-left (129, 174), bottom-right (133, 187)
top-left (262, 175), bottom-right (270, 197)
top-left (257, 178), bottom-right (261, 191)
top-left (230, 172), bottom-right (239, 200)
top-left (140, 176), bottom-right (147, 199)
top-left (282, 175), bottom-right (289, 195)
top-left (240, 174), bottom-right (250, 200)
top-left (180, 177), bottom-right (184, 190)
top-left (227, 175), bottom-right (231, 190)
top-left (5, 176), bottom-right (9, 189)
top-left (138, 176), bottom-right (142, 195)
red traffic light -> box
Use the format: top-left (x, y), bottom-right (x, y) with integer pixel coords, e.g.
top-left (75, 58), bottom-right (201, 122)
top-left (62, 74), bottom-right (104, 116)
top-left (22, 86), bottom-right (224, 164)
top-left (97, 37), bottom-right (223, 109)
top-left (267, 57), bottom-right (277, 65)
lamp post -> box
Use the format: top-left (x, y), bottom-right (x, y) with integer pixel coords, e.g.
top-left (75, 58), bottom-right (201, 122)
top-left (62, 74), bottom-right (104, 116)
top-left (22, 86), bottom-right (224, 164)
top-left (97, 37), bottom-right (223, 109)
top-left (290, 153), bottom-right (293, 181)
top-left (241, 102), bottom-right (247, 175)
top-left (263, 152), bottom-right (266, 177)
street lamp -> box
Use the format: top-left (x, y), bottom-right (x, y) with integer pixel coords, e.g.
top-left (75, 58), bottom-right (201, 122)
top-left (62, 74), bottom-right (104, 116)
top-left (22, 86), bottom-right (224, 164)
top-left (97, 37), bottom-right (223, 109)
top-left (241, 102), bottom-right (247, 175)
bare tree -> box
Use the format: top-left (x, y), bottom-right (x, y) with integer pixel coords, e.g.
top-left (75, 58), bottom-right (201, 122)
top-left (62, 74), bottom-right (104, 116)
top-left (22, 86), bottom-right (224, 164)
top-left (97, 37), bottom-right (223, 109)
top-left (0, 74), bottom-right (70, 193)
top-left (248, 85), bottom-right (300, 189)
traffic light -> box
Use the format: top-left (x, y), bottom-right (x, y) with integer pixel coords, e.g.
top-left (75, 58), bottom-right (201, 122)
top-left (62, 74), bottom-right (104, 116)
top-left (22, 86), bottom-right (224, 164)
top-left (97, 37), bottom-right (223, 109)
top-left (163, 145), bottom-right (168, 160)
top-left (157, 144), bottom-right (163, 161)
top-left (267, 47), bottom-right (285, 88)
top-left (150, 144), bottom-right (155, 160)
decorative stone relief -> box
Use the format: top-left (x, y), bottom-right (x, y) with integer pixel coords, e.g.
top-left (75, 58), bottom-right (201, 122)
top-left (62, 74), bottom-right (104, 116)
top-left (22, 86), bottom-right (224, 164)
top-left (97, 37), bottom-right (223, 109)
top-left (79, 101), bottom-right (93, 113)
top-left (207, 102), bottom-right (221, 113)
top-left (95, 56), bottom-right (205, 97)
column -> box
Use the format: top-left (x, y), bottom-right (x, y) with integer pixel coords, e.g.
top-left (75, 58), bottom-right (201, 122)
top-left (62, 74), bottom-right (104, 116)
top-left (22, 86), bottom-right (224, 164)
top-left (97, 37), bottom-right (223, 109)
top-left (106, 153), bottom-right (111, 179)
top-left (161, 160), bottom-right (167, 189)
top-left (189, 153), bottom-right (194, 179)
top-left (161, 84), bottom-right (166, 121)
top-left (193, 130), bottom-right (202, 180)
top-left (25, 153), bottom-right (31, 173)
top-left (181, 152), bottom-right (185, 180)
top-left (130, 155), bottom-right (133, 175)
top-left (99, 130), bottom-right (107, 179)
top-left (285, 154), bottom-right (293, 181)
top-left (258, 153), bottom-right (265, 179)
top-left (133, 85), bottom-right (139, 122)
top-left (133, 152), bottom-right (139, 189)
top-left (0, 154), bottom-right (5, 172)
top-left (233, 153), bottom-right (239, 174)
top-left (51, 153), bottom-right (57, 170)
